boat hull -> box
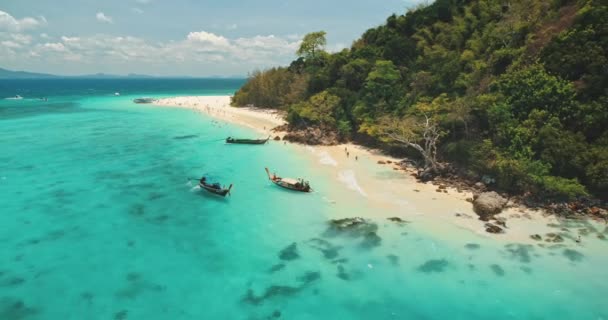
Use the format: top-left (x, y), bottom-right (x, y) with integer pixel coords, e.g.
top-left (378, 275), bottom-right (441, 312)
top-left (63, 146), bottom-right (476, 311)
top-left (271, 180), bottom-right (311, 192)
top-left (226, 137), bottom-right (269, 145)
top-left (199, 183), bottom-right (232, 197)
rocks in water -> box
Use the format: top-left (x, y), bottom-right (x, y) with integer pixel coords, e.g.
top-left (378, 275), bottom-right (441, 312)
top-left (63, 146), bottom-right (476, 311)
top-left (273, 136), bottom-right (281, 141)
top-left (243, 271), bottom-right (321, 305)
top-left (336, 265), bottom-right (350, 280)
top-left (545, 233), bottom-right (564, 243)
top-left (0, 297), bottom-right (38, 320)
top-left (563, 249), bottom-right (584, 262)
top-left (327, 218), bottom-right (378, 237)
top-left (530, 234), bottom-right (542, 241)
top-left (270, 310), bottom-right (282, 318)
top-left (268, 263), bottom-right (286, 274)
top-left (490, 264), bottom-right (505, 277)
top-left (114, 310), bottom-right (128, 320)
top-left (278, 243), bottom-right (300, 261)
top-left (484, 223), bottom-right (504, 234)
top-left (377, 160), bottom-right (387, 164)
top-left (504, 244), bottom-right (534, 263)
top-left (297, 271), bottom-right (321, 285)
top-left (465, 243), bottom-right (481, 250)
top-left (473, 192), bottom-right (507, 220)
top-left (387, 254), bottom-right (400, 266)
top-left (306, 238), bottom-right (341, 259)
top-left (387, 217), bottom-right (408, 224)
top-left (360, 232), bottom-right (382, 249)
top-left (417, 259), bottom-right (449, 273)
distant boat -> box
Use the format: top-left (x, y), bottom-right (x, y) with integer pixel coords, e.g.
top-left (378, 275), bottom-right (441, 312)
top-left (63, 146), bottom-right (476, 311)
top-left (5, 95), bottom-right (23, 100)
top-left (198, 177), bottom-right (233, 197)
top-left (133, 98), bottom-right (156, 104)
top-left (226, 136), bottom-right (270, 145)
top-left (114, 92), bottom-right (120, 96)
top-left (265, 167), bottom-right (312, 192)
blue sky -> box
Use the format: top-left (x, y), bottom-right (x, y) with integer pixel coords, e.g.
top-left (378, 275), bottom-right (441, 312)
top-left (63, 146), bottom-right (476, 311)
top-left (1, 0), bottom-right (425, 76)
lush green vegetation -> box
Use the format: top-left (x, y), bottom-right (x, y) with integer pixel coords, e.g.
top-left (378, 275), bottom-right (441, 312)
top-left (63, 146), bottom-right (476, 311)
top-left (233, 0), bottom-right (608, 201)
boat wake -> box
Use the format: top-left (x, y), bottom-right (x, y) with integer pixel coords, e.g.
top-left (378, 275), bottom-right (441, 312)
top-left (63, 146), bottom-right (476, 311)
top-left (337, 170), bottom-right (367, 197)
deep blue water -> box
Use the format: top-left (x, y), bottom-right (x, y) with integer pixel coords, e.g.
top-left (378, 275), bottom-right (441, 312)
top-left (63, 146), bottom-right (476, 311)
top-left (1, 79), bottom-right (607, 320)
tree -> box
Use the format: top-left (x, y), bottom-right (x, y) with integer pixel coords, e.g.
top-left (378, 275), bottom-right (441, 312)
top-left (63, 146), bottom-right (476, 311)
top-left (380, 114), bottom-right (445, 172)
top-left (297, 31), bottom-right (327, 61)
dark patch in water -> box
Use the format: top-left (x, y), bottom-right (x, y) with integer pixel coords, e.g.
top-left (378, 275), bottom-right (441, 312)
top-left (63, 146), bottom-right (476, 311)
top-left (520, 266), bottom-right (533, 274)
top-left (242, 271), bottom-right (321, 305)
top-left (331, 258), bottom-right (348, 264)
top-left (467, 263), bottom-right (476, 271)
top-left (563, 249), bottom-right (584, 262)
top-left (147, 192), bottom-right (164, 201)
top-left (387, 254), bottom-right (400, 266)
top-left (0, 101), bottom-right (83, 120)
top-left (0, 297), bottom-right (39, 320)
top-left (116, 272), bottom-right (162, 299)
top-left (267, 264), bottom-right (285, 274)
top-left (336, 265), bottom-right (350, 280)
top-left (504, 244), bottom-right (534, 263)
top-left (173, 134), bottom-right (198, 140)
top-left (114, 310), bottom-right (128, 320)
top-left (359, 232), bottom-right (382, 249)
top-left (417, 259), bottom-right (449, 273)
top-left (465, 243), bottom-right (480, 250)
top-left (128, 204), bottom-right (145, 217)
top-left (127, 241), bottom-right (135, 248)
top-left (126, 272), bottom-right (141, 282)
top-left (243, 286), bottom-right (300, 305)
top-left (150, 215), bottom-right (169, 223)
top-left (80, 292), bottom-right (94, 302)
top-left (297, 271), bottom-right (321, 285)
top-left (306, 238), bottom-right (341, 259)
top-left (278, 243), bottom-right (299, 261)
top-left (490, 264), bottom-right (505, 277)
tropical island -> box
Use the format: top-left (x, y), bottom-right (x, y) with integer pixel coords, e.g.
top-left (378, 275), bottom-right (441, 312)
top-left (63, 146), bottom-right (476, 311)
top-left (227, 0), bottom-right (607, 219)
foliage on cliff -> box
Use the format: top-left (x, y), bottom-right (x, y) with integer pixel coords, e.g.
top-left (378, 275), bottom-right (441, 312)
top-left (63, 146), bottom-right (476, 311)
top-left (232, 0), bottom-right (608, 200)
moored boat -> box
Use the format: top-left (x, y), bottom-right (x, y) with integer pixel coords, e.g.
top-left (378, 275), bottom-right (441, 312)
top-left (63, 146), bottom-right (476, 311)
top-left (265, 167), bottom-right (311, 192)
top-left (198, 177), bottom-right (233, 197)
top-left (133, 98), bottom-right (156, 104)
top-left (226, 136), bottom-right (269, 145)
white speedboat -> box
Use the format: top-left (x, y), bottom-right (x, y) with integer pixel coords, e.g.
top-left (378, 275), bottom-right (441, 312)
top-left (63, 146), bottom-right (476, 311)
top-left (5, 95), bottom-right (23, 100)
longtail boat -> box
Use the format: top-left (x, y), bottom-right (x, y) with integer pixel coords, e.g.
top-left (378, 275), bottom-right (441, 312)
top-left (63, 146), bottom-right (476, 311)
top-left (226, 136), bottom-right (269, 145)
top-left (198, 177), bottom-right (233, 197)
top-left (265, 167), bottom-right (311, 192)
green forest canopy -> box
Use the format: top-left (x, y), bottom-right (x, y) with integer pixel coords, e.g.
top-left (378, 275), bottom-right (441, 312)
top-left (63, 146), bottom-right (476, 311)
top-left (232, 0), bottom-right (608, 201)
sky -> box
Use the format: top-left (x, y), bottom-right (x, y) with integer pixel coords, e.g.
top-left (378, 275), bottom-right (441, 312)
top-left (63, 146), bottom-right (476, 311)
top-left (0, 0), bottom-right (426, 77)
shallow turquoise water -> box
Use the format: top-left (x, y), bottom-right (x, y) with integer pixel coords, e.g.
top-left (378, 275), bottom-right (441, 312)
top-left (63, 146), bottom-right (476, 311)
top-left (1, 80), bottom-right (608, 319)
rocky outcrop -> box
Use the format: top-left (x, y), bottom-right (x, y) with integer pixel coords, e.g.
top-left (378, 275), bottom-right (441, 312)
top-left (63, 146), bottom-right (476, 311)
top-left (485, 223), bottom-right (504, 234)
top-left (473, 192), bottom-right (508, 221)
top-left (282, 127), bottom-right (340, 145)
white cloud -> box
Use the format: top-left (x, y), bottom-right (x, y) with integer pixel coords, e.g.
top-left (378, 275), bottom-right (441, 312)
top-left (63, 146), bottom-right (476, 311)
top-left (96, 12), bottom-right (113, 24)
top-left (4, 29), bottom-right (302, 75)
top-left (187, 31), bottom-right (231, 48)
top-left (0, 10), bottom-right (47, 32)
top-left (41, 42), bottom-right (67, 52)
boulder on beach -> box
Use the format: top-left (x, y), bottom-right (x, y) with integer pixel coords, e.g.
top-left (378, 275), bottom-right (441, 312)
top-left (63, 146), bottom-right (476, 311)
top-left (473, 192), bottom-right (507, 220)
top-left (273, 136), bottom-right (281, 141)
top-left (485, 223), bottom-right (504, 234)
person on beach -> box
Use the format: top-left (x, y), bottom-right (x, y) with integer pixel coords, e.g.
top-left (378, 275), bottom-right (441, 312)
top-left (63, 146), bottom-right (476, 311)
top-left (355, 156), bottom-right (358, 161)
top-left (347, 152), bottom-right (350, 158)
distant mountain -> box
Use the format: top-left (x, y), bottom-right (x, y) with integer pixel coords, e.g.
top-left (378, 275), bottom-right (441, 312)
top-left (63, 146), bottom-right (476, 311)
top-left (0, 68), bottom-right (161, 79)
top-left (0, 68), bottom-right (57, 79)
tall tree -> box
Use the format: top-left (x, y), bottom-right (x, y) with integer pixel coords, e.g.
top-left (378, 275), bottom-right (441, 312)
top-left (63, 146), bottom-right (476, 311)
top-left (297, 31), bottom-right (327, 61)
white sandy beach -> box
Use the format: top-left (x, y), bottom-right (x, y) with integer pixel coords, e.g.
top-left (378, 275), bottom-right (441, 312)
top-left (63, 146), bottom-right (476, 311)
top-left (152, 95), bottom-right (573, 244)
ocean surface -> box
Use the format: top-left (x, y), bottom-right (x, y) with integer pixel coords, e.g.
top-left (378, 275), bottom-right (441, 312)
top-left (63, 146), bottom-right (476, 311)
top-left (1, 79), bottom-right (607, 320)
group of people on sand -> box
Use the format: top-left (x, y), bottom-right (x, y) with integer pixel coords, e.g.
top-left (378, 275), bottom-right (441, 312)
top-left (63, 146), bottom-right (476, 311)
top-left (345, 147), bottom-right (358, 161)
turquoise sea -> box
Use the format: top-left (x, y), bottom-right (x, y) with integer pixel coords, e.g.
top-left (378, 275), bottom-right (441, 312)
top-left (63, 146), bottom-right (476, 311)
top-left (1, 79), bottom-right (607, 320)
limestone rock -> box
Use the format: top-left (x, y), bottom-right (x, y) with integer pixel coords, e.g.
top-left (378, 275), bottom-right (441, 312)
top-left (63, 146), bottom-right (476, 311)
top-left (473, 192), bottom-right (507, 221)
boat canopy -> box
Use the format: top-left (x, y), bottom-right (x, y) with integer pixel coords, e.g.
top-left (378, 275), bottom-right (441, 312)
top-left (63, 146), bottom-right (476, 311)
top-left (280, 178), bottom-right (300, 185)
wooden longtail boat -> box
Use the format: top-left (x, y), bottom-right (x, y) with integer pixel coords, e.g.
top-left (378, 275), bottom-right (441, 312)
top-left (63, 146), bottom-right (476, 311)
top-left (226, 136), bottom-right (269, 144)
top-left (265, 168), bottom-right (311, 192)
top-left (198, 177), bottom-right (233, 197)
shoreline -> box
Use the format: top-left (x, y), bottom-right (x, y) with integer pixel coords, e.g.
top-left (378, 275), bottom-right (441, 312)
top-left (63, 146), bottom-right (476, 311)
top-left (152, 95), bottom-right (605, 246)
